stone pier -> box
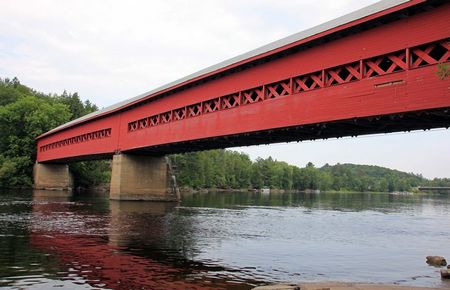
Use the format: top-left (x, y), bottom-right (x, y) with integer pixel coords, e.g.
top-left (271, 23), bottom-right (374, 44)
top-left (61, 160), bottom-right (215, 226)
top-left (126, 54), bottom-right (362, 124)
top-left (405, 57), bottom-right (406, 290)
top-left (109, 154), bottom-right (179, 201)
top-left (33, 163), bottom-right (73, 191)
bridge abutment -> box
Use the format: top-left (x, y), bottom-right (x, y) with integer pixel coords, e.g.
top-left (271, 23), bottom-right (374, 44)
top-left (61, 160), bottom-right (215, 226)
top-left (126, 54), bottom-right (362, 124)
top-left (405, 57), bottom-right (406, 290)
top-left (109, 154), bottom-right (180, 201)
top-left (33, 163), bottom-right (74, 191)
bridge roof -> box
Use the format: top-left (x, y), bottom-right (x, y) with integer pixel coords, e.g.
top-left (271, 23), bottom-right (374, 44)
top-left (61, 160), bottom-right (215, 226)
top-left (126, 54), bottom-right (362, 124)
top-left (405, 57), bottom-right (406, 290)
top-left (38, 0), bottom-right (422, 139)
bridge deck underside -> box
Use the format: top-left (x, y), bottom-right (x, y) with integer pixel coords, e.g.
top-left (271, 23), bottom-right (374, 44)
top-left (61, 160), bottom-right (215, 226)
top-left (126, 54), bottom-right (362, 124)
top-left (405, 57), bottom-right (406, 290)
top-left (128, 107), bottom-right (450, 156)
top-left (45, 107), bottom-right (450, 163)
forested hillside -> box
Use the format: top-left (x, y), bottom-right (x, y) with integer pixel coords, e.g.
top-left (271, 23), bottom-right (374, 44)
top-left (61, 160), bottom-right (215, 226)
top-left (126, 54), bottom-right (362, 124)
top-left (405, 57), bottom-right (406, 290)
top-left (172, 150), bottom-right (450, 192)
top-left (0, 77), bottom-right (108, 187)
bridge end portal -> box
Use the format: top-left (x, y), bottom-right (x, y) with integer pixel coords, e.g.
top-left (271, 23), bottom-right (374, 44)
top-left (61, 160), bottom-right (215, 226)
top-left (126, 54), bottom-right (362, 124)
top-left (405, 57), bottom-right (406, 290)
top-left (109, 154), bottom-right (180, 201)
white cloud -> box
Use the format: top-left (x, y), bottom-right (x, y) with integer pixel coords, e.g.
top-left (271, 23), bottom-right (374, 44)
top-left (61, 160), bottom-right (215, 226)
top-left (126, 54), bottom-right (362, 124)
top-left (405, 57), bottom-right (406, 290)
top-left (0, 0), bottom-right (378, 105)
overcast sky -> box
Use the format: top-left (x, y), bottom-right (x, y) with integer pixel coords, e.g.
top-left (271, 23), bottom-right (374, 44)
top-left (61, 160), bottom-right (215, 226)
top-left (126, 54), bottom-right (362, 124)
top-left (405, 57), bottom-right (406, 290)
top-left (0, 0), bottom-right (449, 178)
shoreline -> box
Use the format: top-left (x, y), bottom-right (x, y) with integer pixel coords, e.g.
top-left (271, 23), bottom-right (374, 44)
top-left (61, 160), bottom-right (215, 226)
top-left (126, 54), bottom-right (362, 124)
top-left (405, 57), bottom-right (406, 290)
top-left (179, 187), bottom-right (434, 195)
top-left (253, 282), bottom-right (448, 290)
top-left (1, 184), bottom-right (440, 196)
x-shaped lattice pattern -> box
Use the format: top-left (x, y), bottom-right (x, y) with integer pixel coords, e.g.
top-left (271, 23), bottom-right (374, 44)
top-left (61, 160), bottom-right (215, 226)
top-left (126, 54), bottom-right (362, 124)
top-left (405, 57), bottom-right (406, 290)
top-left (160, 112), bottom-right (172, 123)
top-left (188, 103), bottom-right (202, 117)
top-left (40, 128), bottom-right (112, 152)
top-left (411, 40), bottom-right (450, 68)
top-left (326, 62), bottom-right (361, 86)
top-left (173, 108), bottom-right (186, 121)
top-left (138, 118), bottom-right (149, 129)
top-left (222, 94), bottom-right (240, 109)
top-left (242, 88), bottom-right (264, 105)
top-left (294, 72), bottom-right (323, 93)
top-left (129, 122), bottom-right (138, 132)
top-left (124, 38), bottom-right (449, 134)
top-left (266, 80), bottom-right (291, 99)
top-left (150, 115), bottom-right (160, 126)
top-left (203, 99), bottom-right (221, 113)
top-left (365, 50), bottom-right (407, 77)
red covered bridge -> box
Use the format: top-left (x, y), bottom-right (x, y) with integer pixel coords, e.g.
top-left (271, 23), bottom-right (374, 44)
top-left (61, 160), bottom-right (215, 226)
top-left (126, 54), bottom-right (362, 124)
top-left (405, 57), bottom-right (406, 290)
top-left (34, 0), bottom-right (450, 201)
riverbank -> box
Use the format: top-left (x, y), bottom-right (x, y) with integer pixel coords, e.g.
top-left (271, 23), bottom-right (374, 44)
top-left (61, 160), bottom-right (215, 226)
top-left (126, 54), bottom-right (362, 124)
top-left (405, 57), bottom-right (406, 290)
top-left (179, 186), bottom-right (437, 195)
top-left (253, 282), bottom-right (447, 290)
top-left (1, 184), bottom-right (433, 196)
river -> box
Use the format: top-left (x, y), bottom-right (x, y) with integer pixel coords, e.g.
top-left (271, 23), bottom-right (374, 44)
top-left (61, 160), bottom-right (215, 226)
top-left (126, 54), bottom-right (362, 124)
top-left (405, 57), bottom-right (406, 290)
top-left (0, 189), bottom-right (449, 289)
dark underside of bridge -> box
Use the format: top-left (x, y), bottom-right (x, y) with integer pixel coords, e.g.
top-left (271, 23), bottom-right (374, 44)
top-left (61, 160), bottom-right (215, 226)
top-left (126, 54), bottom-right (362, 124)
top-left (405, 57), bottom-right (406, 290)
top-left (49, 107), bottom-right (450, 163)
top-left (126, 107), bottom-right (450, 156)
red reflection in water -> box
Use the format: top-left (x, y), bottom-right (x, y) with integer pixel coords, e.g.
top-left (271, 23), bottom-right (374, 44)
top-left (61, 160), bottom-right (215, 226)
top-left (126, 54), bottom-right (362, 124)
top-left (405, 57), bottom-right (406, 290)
top-left (29, 192), bottom-right (253, 290)
top-left (30, 233), bottom-right (222, 290)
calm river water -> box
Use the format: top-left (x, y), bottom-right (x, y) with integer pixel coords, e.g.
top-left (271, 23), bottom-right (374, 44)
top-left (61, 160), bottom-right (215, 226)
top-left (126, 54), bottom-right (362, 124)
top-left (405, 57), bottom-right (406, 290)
top-left (0, 189), bottom-right (449, 289)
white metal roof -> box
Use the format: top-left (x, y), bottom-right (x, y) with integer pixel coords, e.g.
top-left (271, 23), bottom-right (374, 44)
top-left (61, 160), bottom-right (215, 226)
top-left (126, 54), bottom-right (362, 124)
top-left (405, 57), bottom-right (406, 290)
top-left (41, 0), bottom-right (411, 138)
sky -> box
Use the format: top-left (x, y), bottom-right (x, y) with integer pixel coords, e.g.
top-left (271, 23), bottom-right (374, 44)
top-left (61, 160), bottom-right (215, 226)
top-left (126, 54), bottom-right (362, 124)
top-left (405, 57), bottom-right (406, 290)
top-left (0, 0), bottom-right (448, 178)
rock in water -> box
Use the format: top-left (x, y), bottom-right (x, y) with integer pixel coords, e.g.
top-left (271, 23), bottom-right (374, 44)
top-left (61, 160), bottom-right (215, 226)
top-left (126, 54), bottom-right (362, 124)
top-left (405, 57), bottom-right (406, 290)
top-left (426, 256), bottom-right (447, 266)
top-left (441, 268), bottom-right (450, 279)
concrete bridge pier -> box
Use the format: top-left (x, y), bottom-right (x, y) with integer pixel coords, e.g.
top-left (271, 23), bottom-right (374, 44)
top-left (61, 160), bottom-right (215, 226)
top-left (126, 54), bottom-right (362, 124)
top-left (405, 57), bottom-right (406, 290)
top-left (109, 154), bottom-right (180, 201)
top-left (33, 163), bottom-right (74, 191)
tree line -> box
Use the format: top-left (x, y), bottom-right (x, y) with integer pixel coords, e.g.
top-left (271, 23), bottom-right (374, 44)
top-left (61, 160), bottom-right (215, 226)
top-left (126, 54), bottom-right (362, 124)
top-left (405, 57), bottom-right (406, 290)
top-left (171, 150), bottom-right (450, 192)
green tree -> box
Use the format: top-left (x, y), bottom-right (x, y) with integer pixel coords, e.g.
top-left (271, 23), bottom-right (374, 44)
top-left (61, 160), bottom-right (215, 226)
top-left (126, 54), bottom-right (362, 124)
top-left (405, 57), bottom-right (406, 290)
top-left (0, 77), bottom-right (107, 189)
top-left (0, 95), bottom-right (71, 187)
top-left (56, 91), bottom-right (98, 119)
